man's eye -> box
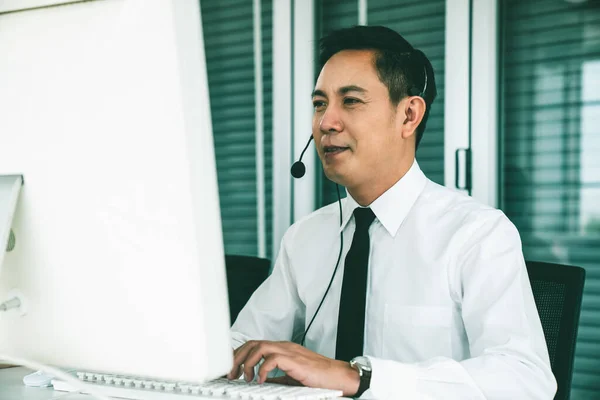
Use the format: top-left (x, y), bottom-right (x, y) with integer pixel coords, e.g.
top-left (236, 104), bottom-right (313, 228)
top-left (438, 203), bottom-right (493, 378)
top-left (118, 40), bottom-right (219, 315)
top-left (313, 100), bottom-right (326, 109)
top-left (343, 98), bottom-right (361, 105)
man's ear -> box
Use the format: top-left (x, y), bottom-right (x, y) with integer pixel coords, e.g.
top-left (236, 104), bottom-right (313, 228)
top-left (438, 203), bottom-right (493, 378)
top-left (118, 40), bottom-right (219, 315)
top-left (401, 96), bottom-right (426, 140)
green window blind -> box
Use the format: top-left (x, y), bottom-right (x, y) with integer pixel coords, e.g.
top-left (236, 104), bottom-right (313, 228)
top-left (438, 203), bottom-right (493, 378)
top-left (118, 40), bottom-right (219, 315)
top-left (317, 0), bottom-right (445, 207)
top-left (263, 0), bottom-right (273, 260)
top-left (501, 1), bottom-right (600, 398)
top-left (368, 0), bottom-right (445, 186)
top-left (316, 0), bottom-right (359, 206)
top-left (201, 0), bottom-right (273, 257)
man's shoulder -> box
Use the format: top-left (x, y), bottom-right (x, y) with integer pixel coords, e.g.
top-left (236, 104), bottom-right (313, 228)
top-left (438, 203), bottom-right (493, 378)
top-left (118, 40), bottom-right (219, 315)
top-left (419, 179), bottom-right (514, 235)
top-left (413, 180), bottom-right (523, 279)
top-left (421, 179), bottom-right (498, 216)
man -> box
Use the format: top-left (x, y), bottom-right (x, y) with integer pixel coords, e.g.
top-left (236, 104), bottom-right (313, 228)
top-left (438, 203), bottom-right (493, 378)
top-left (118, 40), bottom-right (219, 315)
top-left (227, 26), bottom-right (556, 399)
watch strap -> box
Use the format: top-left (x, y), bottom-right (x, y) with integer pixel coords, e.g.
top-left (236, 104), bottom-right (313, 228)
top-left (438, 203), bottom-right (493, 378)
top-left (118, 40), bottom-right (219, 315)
top-left (354, 367), bottom-right (371, 398)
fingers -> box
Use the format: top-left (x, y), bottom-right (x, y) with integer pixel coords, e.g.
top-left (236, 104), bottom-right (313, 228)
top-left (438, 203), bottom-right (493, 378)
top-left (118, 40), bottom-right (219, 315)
top-left (229, 364), bottom-right (242, 380)
top-left (242, 348), bottom-right (258, 382)
top-left (257, 354), bottom-right (293, 384)
top-left (240, 341), bottom-right (268, 382)
top-left (229, 341), bottom-right (337, 390)
top-left (228, 341), bottom-right (257, 379)
top-left (243, 341), bottom-right (293, 382)
top-left (228, 341), bottom-right (293, 382)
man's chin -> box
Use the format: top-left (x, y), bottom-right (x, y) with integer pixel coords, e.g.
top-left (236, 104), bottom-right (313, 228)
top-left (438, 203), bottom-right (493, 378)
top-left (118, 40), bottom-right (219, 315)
top-left (323, 168), bottom-right (349, 188)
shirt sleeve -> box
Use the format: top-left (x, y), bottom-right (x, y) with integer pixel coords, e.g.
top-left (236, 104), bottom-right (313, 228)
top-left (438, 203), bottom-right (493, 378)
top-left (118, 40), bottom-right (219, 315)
top-left (230, 227), bottom-right (305, 350)
top-left (360, 211), bottom-right (557, 400)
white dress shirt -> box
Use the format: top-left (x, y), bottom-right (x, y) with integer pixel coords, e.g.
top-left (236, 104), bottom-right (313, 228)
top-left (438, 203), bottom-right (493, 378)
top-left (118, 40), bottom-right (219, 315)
top-left (231, 160), bottom-right (557, 399)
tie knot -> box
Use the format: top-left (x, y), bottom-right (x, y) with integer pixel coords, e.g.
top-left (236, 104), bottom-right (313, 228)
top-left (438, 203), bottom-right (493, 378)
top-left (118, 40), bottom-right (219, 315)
top-left (353, 207), bottom-right (376, 231)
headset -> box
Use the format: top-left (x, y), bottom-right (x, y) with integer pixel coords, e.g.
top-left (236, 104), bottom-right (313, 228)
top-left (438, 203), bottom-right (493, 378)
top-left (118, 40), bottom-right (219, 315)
top-left (290, 62), bottom-right (428, 346)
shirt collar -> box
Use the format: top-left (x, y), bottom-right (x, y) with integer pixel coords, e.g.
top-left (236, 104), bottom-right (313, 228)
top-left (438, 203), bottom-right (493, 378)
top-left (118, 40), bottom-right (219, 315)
top-left (339, 159), bottom-right (427, 237)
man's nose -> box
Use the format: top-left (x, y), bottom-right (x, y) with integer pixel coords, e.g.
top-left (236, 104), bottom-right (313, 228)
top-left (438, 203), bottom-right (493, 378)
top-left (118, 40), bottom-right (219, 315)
top-left (319, 106), bottom-right (343, 134)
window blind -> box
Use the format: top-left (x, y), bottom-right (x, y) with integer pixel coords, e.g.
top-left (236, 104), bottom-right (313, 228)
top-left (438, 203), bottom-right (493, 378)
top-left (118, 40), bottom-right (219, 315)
top-left (317, 0), bottom-right (446, 207)
top-left (316, 0), bottom-right (359, 206)
top-left (262, 0), bottom-right (273, 259)
top-left (501, 1), bottom-right (600, 398)
top-left (201, 0), bottom-right (273, 257)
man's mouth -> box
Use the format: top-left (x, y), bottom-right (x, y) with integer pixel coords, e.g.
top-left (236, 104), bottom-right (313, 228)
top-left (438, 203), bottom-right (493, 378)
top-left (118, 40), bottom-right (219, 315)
top-left (324, 146), bottom-right (349, 155)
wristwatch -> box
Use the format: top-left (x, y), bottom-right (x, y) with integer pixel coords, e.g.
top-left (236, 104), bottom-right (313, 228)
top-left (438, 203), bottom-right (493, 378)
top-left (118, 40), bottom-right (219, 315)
top-left (349, 356), bottom-right (372, 398)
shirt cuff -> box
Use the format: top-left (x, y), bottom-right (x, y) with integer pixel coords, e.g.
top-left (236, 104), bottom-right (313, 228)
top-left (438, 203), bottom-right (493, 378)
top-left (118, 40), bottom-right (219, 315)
top-left (361, 356), bottom-right (419, 399)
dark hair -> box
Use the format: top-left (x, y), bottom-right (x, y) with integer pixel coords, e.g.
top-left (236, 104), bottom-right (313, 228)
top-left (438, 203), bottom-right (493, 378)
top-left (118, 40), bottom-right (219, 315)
top-left (318, 26), bottom-right (437, 149)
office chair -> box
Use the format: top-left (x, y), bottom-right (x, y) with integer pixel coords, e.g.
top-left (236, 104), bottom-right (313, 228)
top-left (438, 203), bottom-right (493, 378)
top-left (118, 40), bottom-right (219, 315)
top-left (526, 261), bottom-right (586, 400)
top-left (224, 255), bottom-right (271, 324)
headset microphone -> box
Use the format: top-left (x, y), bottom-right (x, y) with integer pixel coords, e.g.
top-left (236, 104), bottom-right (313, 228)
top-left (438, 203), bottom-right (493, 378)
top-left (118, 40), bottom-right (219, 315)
top-left (288, 133), bottom-right (344, 347)
top-left (290, 135), bottom-right (314, 179)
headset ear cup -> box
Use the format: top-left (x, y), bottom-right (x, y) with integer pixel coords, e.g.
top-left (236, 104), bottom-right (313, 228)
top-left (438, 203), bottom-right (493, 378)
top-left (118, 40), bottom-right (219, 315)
top-left (408, 65), bottom-right (428, 98)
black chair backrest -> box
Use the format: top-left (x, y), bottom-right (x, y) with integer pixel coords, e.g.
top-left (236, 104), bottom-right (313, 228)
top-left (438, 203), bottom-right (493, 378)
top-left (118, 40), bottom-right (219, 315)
top-left (224, 255), bottom-right (270, 324)
top-left (526, 261), bottom-right (586, 400)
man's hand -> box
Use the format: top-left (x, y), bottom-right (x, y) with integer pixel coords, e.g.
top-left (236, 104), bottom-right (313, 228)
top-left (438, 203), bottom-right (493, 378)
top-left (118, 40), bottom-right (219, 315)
top-left (227, 340), bottom-right (360, 397)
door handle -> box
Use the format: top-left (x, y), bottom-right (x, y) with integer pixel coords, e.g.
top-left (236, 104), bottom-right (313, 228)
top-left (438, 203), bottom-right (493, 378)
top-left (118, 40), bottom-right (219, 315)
top-left (455, 148), bottom-right (472, 191)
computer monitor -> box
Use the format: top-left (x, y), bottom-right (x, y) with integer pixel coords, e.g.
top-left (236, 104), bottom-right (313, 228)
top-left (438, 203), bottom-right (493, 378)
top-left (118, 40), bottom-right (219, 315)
top-left (0, 0), bottom-right (233, 384)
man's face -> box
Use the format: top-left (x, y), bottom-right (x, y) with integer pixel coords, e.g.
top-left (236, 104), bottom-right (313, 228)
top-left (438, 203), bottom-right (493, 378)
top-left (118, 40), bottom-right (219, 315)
top-left (312, 50), bottom-right (412, 192)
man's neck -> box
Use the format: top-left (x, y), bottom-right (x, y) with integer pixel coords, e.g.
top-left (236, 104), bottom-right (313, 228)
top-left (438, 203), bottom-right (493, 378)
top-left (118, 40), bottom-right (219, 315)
top-left (347, 158), bottom-right (414, 207)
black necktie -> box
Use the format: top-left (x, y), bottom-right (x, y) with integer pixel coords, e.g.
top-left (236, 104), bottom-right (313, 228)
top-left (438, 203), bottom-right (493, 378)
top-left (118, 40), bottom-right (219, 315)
top-left (335, 207), bottom-right (376, 362)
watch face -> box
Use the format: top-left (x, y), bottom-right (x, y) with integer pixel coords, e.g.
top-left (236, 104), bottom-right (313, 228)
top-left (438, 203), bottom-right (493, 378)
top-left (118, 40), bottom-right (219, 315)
top-left (351, 356), bottom-right (372, 372)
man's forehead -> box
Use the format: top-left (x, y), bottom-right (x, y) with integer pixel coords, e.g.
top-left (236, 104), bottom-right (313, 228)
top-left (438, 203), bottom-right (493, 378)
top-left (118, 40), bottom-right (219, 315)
top-left (314, 50), bottom-right (379, 93)
top-left (319, 51), bottom-right (375, 75)
top-left (326, 48), bottom-right (376, 63)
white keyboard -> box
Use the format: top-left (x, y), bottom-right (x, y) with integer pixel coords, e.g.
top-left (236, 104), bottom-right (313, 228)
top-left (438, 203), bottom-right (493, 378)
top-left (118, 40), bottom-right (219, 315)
top-left (51, 371), bottom-right (345, 400)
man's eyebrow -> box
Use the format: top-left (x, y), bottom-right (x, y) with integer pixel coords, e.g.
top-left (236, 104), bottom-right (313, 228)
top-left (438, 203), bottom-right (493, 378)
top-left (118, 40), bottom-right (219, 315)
top-left (311, 89), bottom-right (327, 98)
top-left (311, 85), bottom-right (368, 98)
top-left (338, 85), bottom-right (368, 95)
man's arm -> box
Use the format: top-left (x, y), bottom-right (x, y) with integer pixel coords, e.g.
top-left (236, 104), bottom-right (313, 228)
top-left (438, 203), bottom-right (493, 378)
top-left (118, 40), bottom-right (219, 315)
top-left (359, 212), bottom-right (557, 399)
top-left (230, 228), bottom-right (305, 350)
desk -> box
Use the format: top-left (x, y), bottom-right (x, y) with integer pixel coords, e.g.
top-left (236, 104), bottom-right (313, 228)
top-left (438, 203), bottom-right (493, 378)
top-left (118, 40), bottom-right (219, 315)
top-left (0, 367), bottom-right (89, 400)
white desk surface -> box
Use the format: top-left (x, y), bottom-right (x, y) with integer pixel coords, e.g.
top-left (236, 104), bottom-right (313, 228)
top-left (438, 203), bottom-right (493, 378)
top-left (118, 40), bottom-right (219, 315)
top-left (0, 367), bottom-right (90, 400)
